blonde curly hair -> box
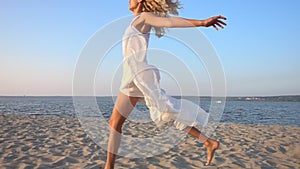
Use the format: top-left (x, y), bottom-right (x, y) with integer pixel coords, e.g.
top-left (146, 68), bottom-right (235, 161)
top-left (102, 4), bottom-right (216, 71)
top-left (141, 0), bottom-right (182, 37)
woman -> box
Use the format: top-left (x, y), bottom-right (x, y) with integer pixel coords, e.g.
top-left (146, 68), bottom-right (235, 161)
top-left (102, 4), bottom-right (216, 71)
top-left (105, 0), bottom-right (227, 168)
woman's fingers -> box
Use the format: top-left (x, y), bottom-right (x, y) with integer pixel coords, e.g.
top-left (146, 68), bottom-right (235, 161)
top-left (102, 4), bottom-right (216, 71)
top-left (214, 15), bottom-right (227, 30)
top-left (218, 20), bottom-right (227, 26)
top-left (214, 22), bottom-right (226, 31)
top-left (207, 15), bottom-right (227, 30)
top-left (215, 22), bottom-right (223, 29)
top-left (213, 24), bottom-right (218, 31)
top-left (217, 15), bottom-right (227, 20)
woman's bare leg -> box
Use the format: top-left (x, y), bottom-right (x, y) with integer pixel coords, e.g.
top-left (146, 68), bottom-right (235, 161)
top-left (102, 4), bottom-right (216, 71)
top-left (105, 92), bottom-right (140, 169)
top-left (183, 127), bottom-right (219, 166)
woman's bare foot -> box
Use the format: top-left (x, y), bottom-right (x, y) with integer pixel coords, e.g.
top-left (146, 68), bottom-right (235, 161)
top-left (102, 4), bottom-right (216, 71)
top-left (204, 139), bottom-right (219, 166)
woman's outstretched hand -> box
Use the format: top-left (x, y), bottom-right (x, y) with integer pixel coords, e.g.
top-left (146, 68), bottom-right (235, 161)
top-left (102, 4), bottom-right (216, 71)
top-left (204, 15), bottom-right (227, 31)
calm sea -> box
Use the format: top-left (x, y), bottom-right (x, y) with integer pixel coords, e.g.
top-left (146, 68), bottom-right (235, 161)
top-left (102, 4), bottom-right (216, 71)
top-left (0, 96), bottom-right (299, 126)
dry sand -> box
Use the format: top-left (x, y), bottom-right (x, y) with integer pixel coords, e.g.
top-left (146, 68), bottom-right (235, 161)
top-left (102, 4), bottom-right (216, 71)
top-left (0, 114), bottom-right (299, 169)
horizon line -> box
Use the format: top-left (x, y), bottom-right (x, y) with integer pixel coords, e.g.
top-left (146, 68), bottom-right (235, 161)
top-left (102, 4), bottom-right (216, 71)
top-left (1, 95), bottom-right (300, 97)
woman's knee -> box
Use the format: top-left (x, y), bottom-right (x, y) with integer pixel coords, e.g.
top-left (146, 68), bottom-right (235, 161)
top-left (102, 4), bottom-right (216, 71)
top-left (109, 117), bottom-right (125, 132)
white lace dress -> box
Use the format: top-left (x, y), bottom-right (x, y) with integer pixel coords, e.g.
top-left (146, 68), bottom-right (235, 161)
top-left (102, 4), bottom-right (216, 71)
top-left (119, 15), bottom-right (208, 130)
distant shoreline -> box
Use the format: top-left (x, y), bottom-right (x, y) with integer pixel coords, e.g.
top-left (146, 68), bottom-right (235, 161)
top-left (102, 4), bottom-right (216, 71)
top-left (1, 95), bottom-right (300, 102)
top-left (224, 95), bottom-right (300, 102)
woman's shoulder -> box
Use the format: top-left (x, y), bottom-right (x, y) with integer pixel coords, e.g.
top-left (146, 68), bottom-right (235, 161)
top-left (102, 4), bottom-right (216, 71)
top-left (139, 12), bottom-right (166, 26)
top-left (140, 12), bottom-right (157, 19)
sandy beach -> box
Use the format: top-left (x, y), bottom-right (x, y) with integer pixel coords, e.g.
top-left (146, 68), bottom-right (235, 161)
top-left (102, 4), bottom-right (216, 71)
top-left (0, 114), bottom-right (299, 169)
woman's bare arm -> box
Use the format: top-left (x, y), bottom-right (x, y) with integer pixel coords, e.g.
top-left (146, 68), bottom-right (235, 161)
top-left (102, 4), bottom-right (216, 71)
top-left (141, 12), bottom-right (227, 30)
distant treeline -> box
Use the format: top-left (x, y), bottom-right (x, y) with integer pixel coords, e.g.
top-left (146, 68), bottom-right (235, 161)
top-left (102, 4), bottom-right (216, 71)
top-left (225, 95), bottom-right (300, 102)
top-left (175, 95), bottom-right (300, 102)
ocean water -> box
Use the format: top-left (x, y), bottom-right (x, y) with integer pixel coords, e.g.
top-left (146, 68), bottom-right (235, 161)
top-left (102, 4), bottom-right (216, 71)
top-left (0, 96), bottom-right (299, 126)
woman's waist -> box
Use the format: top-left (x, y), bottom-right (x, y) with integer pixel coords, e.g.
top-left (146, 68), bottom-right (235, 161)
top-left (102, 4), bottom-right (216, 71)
top-left (123, 60), bottom-right (158, 70)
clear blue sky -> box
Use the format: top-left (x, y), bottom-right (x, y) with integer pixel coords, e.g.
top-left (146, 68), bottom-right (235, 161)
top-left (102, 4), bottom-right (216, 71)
top-left (1, 0), bottom-right (299, 96)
